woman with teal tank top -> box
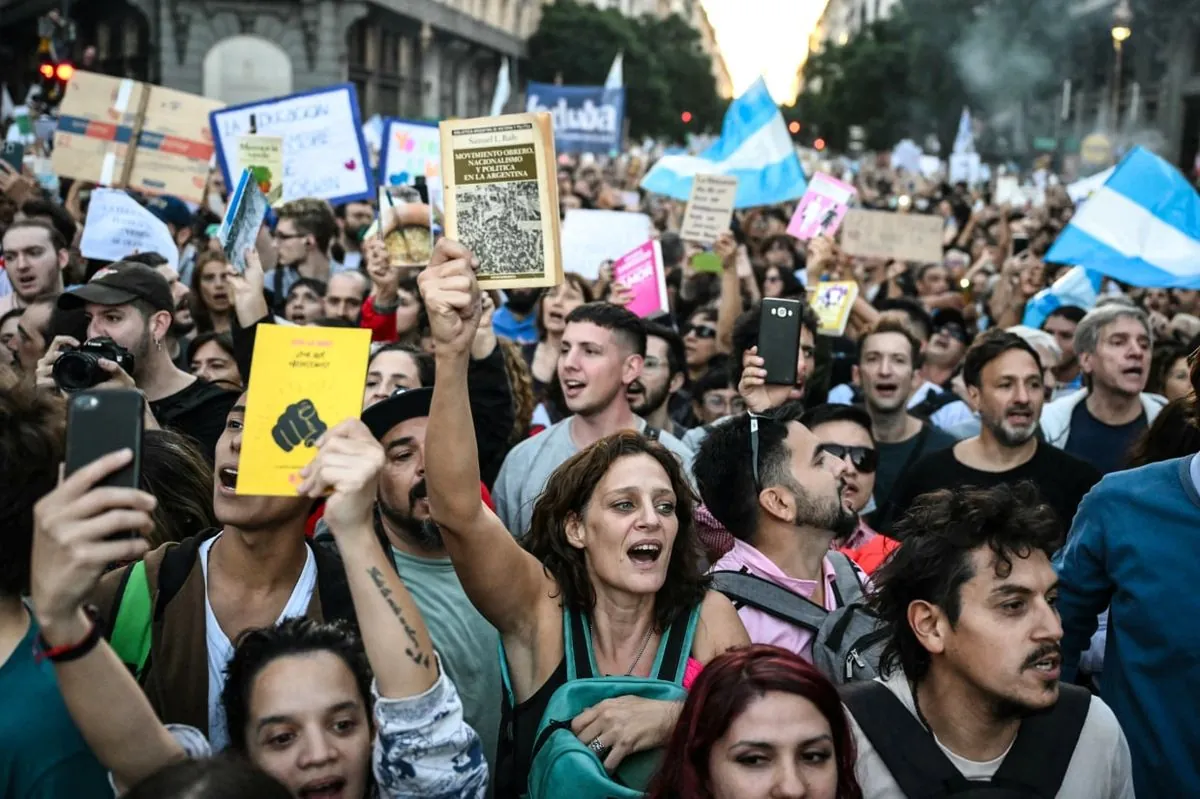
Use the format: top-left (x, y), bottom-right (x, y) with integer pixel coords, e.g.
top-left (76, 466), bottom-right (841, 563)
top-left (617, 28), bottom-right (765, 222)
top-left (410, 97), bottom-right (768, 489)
top-left (420, 241), bottom-right (751, 798)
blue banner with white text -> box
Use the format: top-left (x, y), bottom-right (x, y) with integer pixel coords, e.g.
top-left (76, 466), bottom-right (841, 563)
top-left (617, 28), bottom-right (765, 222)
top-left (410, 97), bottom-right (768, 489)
top-left (525, 83), bottom-right (625, 155)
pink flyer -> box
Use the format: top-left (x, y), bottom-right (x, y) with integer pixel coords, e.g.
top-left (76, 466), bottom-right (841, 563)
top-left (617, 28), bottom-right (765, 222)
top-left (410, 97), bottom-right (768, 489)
top-left (787, 172), bottom-right (857, 241)
top-left (612, 240), bottom-right (669, 319)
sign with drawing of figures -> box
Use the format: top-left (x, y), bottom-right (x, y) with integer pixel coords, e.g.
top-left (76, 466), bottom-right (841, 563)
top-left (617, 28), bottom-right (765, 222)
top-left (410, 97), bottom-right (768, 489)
top-left (439, 112), bottom-right (563, 289)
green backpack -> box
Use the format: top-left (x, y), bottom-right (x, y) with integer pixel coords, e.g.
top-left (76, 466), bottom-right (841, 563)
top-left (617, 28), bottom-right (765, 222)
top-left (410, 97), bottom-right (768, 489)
top-left (507, 605), bottom-right (700, 799)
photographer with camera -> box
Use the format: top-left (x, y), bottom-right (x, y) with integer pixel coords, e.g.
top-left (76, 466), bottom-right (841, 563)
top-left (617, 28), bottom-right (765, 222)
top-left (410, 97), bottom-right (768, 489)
top-left (36, 262), bottom-right (238, 462)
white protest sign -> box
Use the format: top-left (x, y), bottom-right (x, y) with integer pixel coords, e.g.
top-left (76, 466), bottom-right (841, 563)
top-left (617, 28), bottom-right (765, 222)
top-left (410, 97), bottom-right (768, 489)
top-left (994, 176), bottom-right (1024, 206)
top-left (949, 152), bottom-right (982, 184)
top-left (209, 84), bottom-right (373, 206)
top-left (380, 119), bottom-right (441, 194)
top-left (561, 209), bottom-right (654, 280)
top-left (80, 189), bottom-right (179, 269)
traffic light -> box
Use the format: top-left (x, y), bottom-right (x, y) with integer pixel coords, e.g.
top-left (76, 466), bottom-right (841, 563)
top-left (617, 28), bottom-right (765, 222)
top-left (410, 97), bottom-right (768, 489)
top-left (814, 138), bottom-right (826, 151)
top-left (37, 58), bottom-right (74, 103)
top-left (681, 111), bottom-right (692, 124)
top-left (788, 121), bottom-right (801, 135)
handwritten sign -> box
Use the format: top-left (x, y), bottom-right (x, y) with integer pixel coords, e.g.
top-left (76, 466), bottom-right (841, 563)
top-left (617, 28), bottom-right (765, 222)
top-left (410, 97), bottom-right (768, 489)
top-left (561, 209), bottom-right (654, 280)
top-left (210, 84), bottom-right (373, 206)
top-left (238, 324), bottom-right (371, 496)
top-left (809, 281), bottom-right (860, 336)
top-left (613, 240), bottom-right (668, 319)
top-left (679, 173), bottom-right (738, 245)
top-left (840, 209), bottom-right (943, 264)
top-left (788, 172), bottom-right (856, 240)
top-left (79, 189), bottom-right (179, 269)
top-left (380, 119), bottom-right (441, 194)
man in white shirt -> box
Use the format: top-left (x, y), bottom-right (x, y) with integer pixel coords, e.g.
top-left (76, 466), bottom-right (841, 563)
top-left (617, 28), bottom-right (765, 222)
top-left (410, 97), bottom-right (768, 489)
top-left (842, 482), bottom-right (1134, 799)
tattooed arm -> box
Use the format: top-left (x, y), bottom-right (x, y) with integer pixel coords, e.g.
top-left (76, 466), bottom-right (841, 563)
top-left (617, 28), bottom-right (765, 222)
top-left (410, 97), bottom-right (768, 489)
top-left (299, 419), bottom-right (438, 698)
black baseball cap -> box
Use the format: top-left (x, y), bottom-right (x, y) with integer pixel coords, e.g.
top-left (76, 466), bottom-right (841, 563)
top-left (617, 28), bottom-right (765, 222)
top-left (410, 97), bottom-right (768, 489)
top-left (363, 386), bottom-right (433, 441)
top-left (931, 307), bottom-right (967, 331)
top-left (58, 261), bottom-right (174, 313)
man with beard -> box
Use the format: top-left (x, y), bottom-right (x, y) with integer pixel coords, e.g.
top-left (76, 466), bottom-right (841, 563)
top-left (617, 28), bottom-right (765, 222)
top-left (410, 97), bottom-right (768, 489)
top-left (491, 287), bottom-right (541, 344)
top-left (335, 200), bottom-right (375, 271)
top-left (695, 403), bottom-right (862, 663)
top-left (322, 385), bottom-right (503, 780)
top-left (124, 252), bottom-right (195, 369)
top-left (0, 221), bottom-right (70, 315)
top-left (843, 483), bottom-right (1133, 799)
top-left (883, 330), bottom-right (1099, 536)
top-left (42, 263), bottom-right (237, 462)
top-left (626, 320), bottom-right (688, 439)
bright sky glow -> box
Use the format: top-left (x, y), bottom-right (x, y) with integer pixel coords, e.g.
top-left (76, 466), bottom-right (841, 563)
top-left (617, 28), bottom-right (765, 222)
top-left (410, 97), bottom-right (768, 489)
top-left (700, 0), bottom-right (828, 104)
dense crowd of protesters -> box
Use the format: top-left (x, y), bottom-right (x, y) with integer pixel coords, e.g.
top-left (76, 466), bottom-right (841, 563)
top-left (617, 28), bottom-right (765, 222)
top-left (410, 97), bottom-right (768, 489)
top-left (3, 136), bottom-right (1197, 799)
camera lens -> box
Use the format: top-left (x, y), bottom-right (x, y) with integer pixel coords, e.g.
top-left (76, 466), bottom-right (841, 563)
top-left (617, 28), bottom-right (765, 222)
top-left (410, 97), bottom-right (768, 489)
top-left (52, 352), bottom-right (100, 393)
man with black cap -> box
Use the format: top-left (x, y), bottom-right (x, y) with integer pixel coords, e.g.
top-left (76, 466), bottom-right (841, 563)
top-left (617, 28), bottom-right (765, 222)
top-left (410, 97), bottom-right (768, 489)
top-left (317, 385), bottom-right (502, 782)
top-left (39, 261), bottom-right (237, 461)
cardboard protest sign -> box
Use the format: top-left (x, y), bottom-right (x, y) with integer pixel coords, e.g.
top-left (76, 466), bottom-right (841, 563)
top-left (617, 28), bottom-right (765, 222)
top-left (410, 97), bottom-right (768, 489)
top-left (788, 172), bottom-right (856, 241)
top-left (380, 119), bottom-right (441, 193)
top-left (679, 174), bottom-right (738, 245)
top-left (79, 189), bottom-right (179, 269)
top-left (217, 168), bottom-right (269, 273)
top-left (210, 84), bottom-right (373, 206)
top-left (236, 135), bottom-right (284, 206)
top-left (809, 281), bottom-right (860, 336)
top-left (52, 71), bottom-right (222, 204)
top-left (840, 209), bottom-right (943, 263)
top-left (612, 240), bottom-right (668, 319)
top-left (560, 209), bottom-right (654, 280)
top-left (238, 324), bottom-right (371, 496)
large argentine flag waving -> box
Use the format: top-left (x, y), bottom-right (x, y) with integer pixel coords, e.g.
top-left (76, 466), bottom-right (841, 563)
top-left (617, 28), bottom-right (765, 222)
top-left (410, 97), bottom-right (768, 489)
top-left (640, 78), bottom-right (807, 208)
top-left (1046, 146), bottom-right (1200, 288)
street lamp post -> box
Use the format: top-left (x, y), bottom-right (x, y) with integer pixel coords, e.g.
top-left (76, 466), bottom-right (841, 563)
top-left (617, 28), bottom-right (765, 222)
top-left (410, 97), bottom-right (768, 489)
top-left (1110, 0), bottom-right (1132, 132)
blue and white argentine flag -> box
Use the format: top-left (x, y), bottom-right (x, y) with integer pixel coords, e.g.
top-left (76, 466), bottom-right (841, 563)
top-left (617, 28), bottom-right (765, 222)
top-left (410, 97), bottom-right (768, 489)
top-left (1046, 146), bottom-right (1200, 288)
top-left (640, 78), bottom-right (807, 209)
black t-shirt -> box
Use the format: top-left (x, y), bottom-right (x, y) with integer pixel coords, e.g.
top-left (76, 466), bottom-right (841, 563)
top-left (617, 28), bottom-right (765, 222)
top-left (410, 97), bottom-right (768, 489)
top-left (883, 441), bottom-right (1102, 539)
top-left (1064, 400), bottom-right (1148, 475)
top-left (870, 423), bottom-right (957, 533)
top-left (149, 378), bottom-right (239, 463)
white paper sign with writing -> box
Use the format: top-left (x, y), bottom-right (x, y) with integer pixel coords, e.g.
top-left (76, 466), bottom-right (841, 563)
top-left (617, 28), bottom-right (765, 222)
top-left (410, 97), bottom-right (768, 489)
top-left (561, 209), bottom-right (654, 280)
top-left (80, 189), bottom-right (179, 269)
top-left (679, 173), bottom-right (738, 245)
top-left (209, 84), bottom-right (373, 206)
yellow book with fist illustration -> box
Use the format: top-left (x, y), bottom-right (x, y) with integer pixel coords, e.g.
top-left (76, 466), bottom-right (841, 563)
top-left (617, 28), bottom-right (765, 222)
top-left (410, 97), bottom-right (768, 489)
top-left (237, 324), bottom-right (371, 496)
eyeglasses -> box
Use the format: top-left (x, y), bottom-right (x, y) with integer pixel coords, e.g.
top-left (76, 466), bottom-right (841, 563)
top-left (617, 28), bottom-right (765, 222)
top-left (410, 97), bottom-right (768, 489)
top-left (936, 322), bottom-right (970, 345)
top-left (685, 323), bottom-right (718, 340)
top-left (703, 394), bottom-right (747, 414)
top-left (816, 443), bottom-right (879, 474)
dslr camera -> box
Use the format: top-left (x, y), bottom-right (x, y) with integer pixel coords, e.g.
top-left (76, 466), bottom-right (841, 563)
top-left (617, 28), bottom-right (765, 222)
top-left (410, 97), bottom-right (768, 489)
top-left (52, 337), bottom-right (136, 393)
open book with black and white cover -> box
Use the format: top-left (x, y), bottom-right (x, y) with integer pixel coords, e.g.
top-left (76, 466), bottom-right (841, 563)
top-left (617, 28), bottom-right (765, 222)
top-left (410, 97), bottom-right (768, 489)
top-left (438, 112), bottom-right (563, 289)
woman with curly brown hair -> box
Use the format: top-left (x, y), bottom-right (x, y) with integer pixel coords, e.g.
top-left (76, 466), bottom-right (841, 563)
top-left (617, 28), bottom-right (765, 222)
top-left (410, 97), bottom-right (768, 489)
top-left (647, 645), bottom-right (863, 799)
top-left (419, 239), bottom-right (749, 797)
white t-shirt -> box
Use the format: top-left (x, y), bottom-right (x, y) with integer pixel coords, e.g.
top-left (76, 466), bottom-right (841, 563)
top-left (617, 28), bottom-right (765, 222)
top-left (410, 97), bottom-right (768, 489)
top-left (200, 534), bottom-right (317, 751)
top-left (847, 671), bottom-right (1136, 799)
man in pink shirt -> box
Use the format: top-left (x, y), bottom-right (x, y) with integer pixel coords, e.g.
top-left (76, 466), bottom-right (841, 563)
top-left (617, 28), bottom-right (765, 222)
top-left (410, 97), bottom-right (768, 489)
top-left (694, 404), bottom-right (860, 660)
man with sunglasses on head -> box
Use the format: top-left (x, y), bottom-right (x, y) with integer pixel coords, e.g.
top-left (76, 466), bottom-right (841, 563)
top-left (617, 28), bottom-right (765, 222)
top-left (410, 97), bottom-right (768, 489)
top-left (883, 329), bottom-right (1100, 536)
top-left (694, 403), bottom-right (862, 663)
top-left (801, 404), bottom-right (899, 576)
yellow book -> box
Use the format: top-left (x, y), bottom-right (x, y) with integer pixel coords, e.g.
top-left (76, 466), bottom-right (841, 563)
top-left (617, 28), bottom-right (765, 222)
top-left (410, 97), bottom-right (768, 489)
top-left (439, 112), bottom-right (563, 289)
top-left (809, 281), bottom-right (860, 337)
top-left (237, 324), bottom-right (371, 496)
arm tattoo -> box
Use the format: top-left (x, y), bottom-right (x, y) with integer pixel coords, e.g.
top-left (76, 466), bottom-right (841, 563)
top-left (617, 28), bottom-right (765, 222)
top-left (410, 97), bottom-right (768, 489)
top-left (367, 566), bottom-right (432, 670)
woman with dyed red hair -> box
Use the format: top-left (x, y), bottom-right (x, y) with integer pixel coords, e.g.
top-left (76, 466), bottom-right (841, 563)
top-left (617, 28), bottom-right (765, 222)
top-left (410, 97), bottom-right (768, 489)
top-left (647, 645), bottom-right (863, 799)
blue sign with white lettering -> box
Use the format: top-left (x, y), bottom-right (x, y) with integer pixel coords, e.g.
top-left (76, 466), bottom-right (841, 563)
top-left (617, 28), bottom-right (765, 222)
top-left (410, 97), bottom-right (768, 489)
top-left (525, 84), bottom-right (625, 155)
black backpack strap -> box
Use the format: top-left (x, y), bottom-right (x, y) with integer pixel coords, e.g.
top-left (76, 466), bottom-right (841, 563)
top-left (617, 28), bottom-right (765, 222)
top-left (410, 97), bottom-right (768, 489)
top-left (991, 684), bottom-right (1091, 795)
top-left (839, 680), bottom-right (971, 797)
top-left (309, 539), bottom-right (358, 628)
top-left (153, 531), bottom-right (212, 621)
top-left (710, 570), bottom-right (828, 632)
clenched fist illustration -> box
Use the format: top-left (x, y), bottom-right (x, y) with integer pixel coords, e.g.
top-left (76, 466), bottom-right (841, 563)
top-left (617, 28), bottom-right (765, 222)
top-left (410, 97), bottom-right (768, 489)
top-left (272, 399), bottom-right (327, 452)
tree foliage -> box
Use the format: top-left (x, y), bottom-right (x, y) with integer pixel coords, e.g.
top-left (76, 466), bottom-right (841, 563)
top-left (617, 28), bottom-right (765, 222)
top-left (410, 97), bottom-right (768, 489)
top-left (525, 0), bottom-right (722, 139)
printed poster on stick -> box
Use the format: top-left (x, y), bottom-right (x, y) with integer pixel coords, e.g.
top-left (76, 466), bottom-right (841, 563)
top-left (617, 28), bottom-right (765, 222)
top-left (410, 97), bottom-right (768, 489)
top-left (210, 84), bottom-right (374, 206)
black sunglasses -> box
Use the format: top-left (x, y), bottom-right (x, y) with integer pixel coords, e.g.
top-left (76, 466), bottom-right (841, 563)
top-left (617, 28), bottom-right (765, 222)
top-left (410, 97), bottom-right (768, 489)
top-left (684, 323), bottom-right (718, 340)
top-left (816, 443), bottom-right (879, 474)
top-left (936, 322), bottom-right (970, 345)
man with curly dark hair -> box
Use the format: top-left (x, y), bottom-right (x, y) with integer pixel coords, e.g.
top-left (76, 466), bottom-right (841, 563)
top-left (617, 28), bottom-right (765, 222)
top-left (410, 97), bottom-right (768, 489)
top-left (842, 483), bottom-right (1133, 798)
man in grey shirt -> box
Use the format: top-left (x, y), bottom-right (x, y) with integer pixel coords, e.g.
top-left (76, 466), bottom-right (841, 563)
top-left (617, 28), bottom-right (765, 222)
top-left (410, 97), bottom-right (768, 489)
top-left (495, 302), bottom-right (694, 536)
